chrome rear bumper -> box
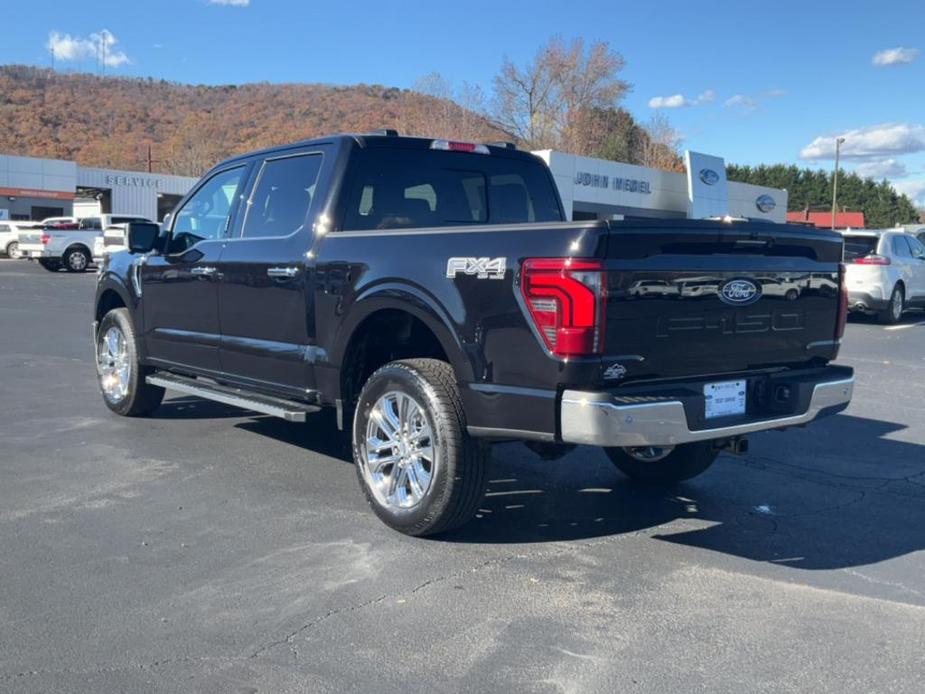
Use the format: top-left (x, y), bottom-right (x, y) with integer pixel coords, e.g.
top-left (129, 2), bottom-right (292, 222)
top-left (561, 377), bottom-right (853, 447)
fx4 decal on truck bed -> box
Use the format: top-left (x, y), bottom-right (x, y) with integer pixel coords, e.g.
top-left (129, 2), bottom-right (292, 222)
top-left (446, 257), bottom-right (507, 280)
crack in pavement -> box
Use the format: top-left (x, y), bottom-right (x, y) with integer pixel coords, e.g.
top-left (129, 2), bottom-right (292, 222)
top-left (734, 453), bottom-right (925, 499)
top-left (247, 526), bottom-right (657, 661)
top-left (0, 656), bottom-right (245, 682)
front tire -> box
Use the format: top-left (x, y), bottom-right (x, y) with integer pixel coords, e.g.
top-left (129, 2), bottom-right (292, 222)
top-left (878, 285), bottom-right (904, 324)
top-left (352, 358), bottom-right (487, 537)
top-left (605, 441), bottom-right (719, 484)
top-left (6, 241), bottom-right (20, 259)
top-left (64, 246), bottom-right (91, 272)
top-left (96, 308), bottom-right (164, 416)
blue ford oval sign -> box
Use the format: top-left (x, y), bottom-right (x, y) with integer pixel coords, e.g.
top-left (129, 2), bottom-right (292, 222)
top-left (756, 194), bottom-right (776, 213)
top-left (699, 168), bottom-right (720, 186)
top-left (719, 278), bottom-right (761, 306)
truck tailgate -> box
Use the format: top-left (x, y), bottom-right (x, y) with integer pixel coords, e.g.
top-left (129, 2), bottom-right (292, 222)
top-left (602, 221), bottom-right (843, 381)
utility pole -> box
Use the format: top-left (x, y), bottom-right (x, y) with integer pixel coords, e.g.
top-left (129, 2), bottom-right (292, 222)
top-left (141, 145), bottom-right (163, 173)
top-left (831, 136), bottom-right (846, 230)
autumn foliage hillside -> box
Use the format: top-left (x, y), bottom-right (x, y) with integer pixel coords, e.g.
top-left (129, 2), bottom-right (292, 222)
top-left (0, 65), bottom-right (505, 176)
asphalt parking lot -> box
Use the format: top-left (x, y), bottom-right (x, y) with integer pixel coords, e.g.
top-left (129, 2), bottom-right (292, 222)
top-left (1, 258), bottom-right (924, 693)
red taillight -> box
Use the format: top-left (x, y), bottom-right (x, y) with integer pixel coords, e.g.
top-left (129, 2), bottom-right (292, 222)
top-left (520, 258), bottom-right (606, 357)
top-left (40, 234), bottom-right (50, 245)
top-left (836, 262), bottom-right (848, 340)
top-left (853, 255), bottom-right (890, 265)
top-left (430, 139), bottom-right (490, 154)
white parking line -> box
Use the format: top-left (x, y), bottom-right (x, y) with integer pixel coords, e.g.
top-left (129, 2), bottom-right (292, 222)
top-left (884, 321), bottom-right (925, 331)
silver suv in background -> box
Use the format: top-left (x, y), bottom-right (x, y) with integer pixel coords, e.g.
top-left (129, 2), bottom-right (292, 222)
top-left (842, 229), bottom-right (925, 323)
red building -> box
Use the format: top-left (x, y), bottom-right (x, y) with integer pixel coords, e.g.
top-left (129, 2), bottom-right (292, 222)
top-left (786, 210), bottom-right (865, 229)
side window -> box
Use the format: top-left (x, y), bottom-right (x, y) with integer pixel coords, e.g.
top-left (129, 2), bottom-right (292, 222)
top-left (892, 236), bottom-right (912, 258)
top-left (171, 167), bottom-right (245, 252)
top-left (242, 154), bottom-right (322, 239)
top-left (79, 217), bottom-right (102, 231)
top-left (909, 236), bottom-right (925, 259)
top-left (0, 224), bottom-right (9, 232)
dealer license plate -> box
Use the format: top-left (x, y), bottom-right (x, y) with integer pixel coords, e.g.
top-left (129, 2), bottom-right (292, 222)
top-left (704, 380), bottom-right (746, 419)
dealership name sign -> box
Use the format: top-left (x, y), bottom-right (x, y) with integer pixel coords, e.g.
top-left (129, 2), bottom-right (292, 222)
top-left (105, 174), bottom-right (161, 189)
top-left (574, 171), bottom-right (652, 195)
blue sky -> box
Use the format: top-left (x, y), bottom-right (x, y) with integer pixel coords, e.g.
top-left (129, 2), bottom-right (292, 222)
top-left (5, 0), bottom-right (925, 204)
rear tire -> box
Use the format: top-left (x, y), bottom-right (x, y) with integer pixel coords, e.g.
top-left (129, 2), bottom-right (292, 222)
top-left (352, 358), bottom-right (488, 537)
top-left (96, 308), bottom-right (164, 417)
top-left (5, 241), bottom-right (20, 259)
top-left (38, 259), bottom-right (62, 272)
top-left (64, 246), bottom-right (91, 273)
top-left (605, 441), bottom-right (719, 484)
top-left (878, 285), bottom-right (904, 324)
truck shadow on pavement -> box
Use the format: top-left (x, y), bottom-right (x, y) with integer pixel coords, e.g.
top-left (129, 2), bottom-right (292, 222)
top-left (153, 396), bottom-right (256, 420)
top-left (229, 408), bottom-right (924, 571)
top-left (444, 414), bottom-right (925, 571)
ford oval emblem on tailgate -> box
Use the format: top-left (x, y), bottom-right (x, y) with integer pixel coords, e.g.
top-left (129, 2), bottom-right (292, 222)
top-left (719, 278), bottom-right (761, 306)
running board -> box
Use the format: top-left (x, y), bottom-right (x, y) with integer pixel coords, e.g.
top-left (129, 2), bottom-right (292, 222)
top-left (146, 372), bottom-right (321, 422)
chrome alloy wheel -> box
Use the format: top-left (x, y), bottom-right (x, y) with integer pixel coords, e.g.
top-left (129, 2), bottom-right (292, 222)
top-left (361, 391), bottom-right (436, 509)
top-left (67, 250), bottom-right (88, 271)
top-left (624, 445), bottom-right (674, 462)
top-left (97, 326), bottom-right (130, 403)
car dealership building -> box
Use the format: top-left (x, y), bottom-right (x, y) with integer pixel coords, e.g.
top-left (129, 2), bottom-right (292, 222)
top-left (0, 154), bottom-right (198, 223)
top-left (533, 150), bottom-right (788, 223)
top-left (0, 148), bottom-right (787, 225)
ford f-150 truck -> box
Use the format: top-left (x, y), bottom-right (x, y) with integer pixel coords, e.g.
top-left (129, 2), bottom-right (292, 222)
top-left (20, 214), bottom-right (151, 272)
top-left (93, 132), bottom-right (853, 536)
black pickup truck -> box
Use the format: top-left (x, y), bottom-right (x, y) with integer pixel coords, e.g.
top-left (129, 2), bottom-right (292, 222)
top-left (93, 132), bottom-right (853, 536)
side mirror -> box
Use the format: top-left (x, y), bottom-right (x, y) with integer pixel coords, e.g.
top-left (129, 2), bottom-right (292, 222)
top-left (127, 222), bottom-right (161, 254)
top-left (160, 212), bottom-right (173, 232)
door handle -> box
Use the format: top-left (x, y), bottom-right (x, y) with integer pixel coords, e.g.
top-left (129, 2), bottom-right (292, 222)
top-left (191, 266), bottom-right (217, 277)
top-left (267, 267), bottom-right (300, 278)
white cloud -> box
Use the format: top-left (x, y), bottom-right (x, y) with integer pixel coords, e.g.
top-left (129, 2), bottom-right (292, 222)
top-left (872, 47), bottom-right (919, 67)
top-left (892, 179), bottom-right (925, 205)
top-left (695, 89), bottom-right (716, 104)
top-left (648, 90), bottom-right (715, 109)
top-left (800, 123), bottom-right (925, 161)
top-left (649, 94), bottom-right (688, 109)
top-left (762, 88), bottom-right (787, 98)
top-left (207, 0), bottom-right (250, 5)
top-left (854, 158), bottom-right (908, 179)
top-left (47, 29), bottom-right (129, 68)
top-left (724, 94), bottom-right (757, 111)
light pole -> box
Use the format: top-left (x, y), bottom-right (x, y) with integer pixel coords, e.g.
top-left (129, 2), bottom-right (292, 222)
top-left (831, 136), bottom-right (846, 230)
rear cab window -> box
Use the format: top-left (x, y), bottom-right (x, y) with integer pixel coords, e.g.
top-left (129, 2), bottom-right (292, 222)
top-left (340, 148), bottom-right (563, 231)
top-left (843, 235), bottom-right (880, 261)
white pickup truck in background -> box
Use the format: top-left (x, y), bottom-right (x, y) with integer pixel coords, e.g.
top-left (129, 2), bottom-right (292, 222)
top-left (18, 214), bottom-right (151, 272)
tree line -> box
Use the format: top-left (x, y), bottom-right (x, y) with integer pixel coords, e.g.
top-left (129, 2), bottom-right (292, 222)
top-left (726, 164), bottom-right (921, 227)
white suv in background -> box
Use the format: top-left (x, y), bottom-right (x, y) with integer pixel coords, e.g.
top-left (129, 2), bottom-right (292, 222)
top-left (842, 229), bottom-right (925, 323)
top-left (0, 221), bottom-right (42, 258)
